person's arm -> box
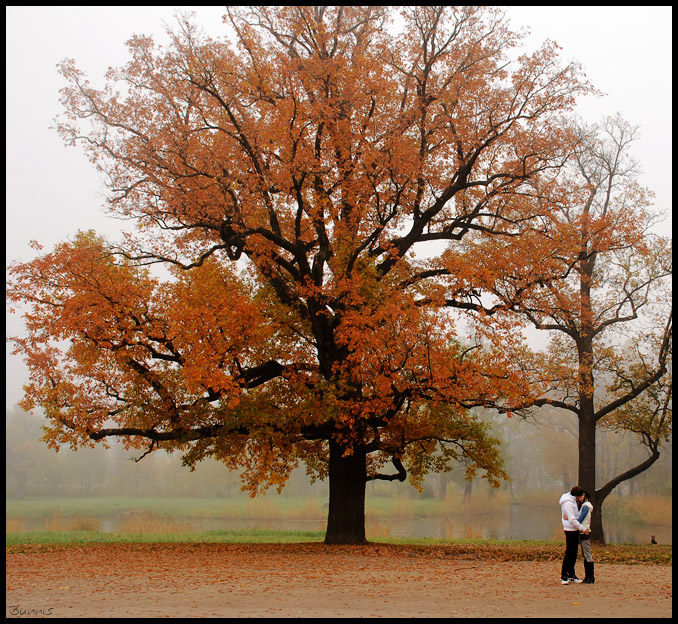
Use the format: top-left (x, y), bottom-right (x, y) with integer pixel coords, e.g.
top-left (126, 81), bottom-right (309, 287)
top-left (566, 500), bottom-right (588, 532)
top-left (576, 506), bottom-right (589, 524)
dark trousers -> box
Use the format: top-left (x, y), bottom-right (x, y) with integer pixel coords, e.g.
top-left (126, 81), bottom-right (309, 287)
top-left (561, 530), bottom-right (580, 579)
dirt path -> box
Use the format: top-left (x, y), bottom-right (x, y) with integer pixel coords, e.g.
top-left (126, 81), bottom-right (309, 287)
top-left (6, 543), bottom-right (672, 618)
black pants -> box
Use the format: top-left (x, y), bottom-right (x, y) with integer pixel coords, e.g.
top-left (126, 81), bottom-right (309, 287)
top-left (561, 530), bottom-right (580, 579)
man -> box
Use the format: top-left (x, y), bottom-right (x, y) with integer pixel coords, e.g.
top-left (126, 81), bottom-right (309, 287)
top-left (558, 486), bottom-right (590, 584)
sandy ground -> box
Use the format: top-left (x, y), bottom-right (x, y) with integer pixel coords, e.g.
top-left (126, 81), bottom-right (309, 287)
top-left (6, 543), bottom-right (672, 618)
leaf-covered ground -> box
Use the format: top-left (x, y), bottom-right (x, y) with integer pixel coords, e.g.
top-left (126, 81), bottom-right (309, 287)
top-left (6, 543), bottom-right (672, 618)
top-left (7, 539), bottom-right (672, 564)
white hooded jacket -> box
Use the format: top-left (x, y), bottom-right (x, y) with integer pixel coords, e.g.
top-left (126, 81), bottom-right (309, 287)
top-left (577, 501), bottom-right (593, 533)
top-left (559, 492), bottom-right (587, 532)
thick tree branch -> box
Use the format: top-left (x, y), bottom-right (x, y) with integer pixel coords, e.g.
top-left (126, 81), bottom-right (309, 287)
top-left (595, 447), bottom-right (661, 502)
top-left (367, 456), bottom-right (407, 482)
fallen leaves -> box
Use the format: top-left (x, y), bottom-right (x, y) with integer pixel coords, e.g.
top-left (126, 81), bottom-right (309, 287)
top-left (5, 540), bottom-right (672, 565)
top-left (6, 542), bottom-right (672, 619)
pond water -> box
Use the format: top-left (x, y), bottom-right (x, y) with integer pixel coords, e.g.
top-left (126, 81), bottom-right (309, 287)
top-left (364, 505), bottom-right (673, 546)
top-left (96, 503), bottom-right (671, 545)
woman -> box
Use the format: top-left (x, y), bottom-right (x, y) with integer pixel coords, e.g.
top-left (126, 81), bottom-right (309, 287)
top-left (569, 490), bottom-right (595, 583)
top-left (558, 486), bottom-right (590, 584)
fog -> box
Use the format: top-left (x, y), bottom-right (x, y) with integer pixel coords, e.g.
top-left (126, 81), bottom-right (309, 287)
top-left (6, 404), bottom-right (672, 544)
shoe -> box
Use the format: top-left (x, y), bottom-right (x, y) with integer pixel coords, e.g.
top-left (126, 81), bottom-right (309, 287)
top-left (568, 577), bottom-right (583, 584)
top-left (583, 561), bottom-right (595, 583)
top-left (561, 579), bottom-right (569, 585)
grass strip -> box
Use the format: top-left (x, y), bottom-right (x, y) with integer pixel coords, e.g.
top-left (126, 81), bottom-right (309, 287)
top-left (6, 531), bottom-right (671, 565)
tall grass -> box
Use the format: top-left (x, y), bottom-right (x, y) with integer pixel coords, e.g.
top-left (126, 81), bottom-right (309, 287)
top-left (117, 510), bottom-right (196, 534)
top-left (6, 492), bottom-right (671, 544)
top-left (6, 496), bottom-right (327, 523)
top-left (366, 489), bottom-right (510, 519)
top-left (6, 512), bottom-right (100, 533)
top-left (604, 495), bottom-right (673, 526)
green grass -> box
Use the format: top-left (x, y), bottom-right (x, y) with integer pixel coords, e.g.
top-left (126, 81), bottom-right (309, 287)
top-left (5, 528), bottom-right (325, 546)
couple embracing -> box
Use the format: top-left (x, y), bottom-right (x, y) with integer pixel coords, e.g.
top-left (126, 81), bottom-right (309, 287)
top-left (559, 485), bottom-right (595, 585)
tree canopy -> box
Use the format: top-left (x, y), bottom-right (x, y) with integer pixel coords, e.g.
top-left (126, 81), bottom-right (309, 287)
top-left (478, 114), bottom-right (672, 540)
top-left (7, 6), bottom-right (595, 543)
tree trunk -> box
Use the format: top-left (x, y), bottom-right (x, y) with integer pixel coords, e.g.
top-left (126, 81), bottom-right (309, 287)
top-left (577, 270), bottom-right (601, 539)
top-left (578, 400), bottom-right (603, 541)
top-left (463, 479), bottom-right (473, 502)
top-left (324, 439), bottom-right (367, 544)
top-left (577, 411), bottom-right (596, 497)
top-left (438, 472), bottom-right (448, 500)
top-left (589, 490), bottom-right (607, 543)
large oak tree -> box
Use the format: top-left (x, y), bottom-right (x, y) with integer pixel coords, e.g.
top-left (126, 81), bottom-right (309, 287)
top-left (8, 6), bottom-right (591, 543)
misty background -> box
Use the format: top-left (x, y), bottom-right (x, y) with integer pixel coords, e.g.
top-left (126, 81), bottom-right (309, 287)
top-left (5, 7), bottom-right (672, 543)
top-left (6, 404), bottom-right (672, 544)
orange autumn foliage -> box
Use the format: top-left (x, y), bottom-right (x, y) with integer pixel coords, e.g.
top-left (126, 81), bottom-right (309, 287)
top-left (8, 7), bottom-right (596, 542)
top-left (458, 114), bottom-right (672, 541)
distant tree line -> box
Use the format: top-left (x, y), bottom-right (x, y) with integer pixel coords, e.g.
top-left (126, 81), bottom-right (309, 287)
top-left (6, 405), bottom-right (670, 500)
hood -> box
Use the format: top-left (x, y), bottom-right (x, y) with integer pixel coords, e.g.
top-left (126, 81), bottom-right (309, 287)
top-left (559, 492), bottom-right (572, 505)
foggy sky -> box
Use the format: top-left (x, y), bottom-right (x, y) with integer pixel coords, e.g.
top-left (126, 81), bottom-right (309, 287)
top-left (5, 6), bottom-right (673, 409)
